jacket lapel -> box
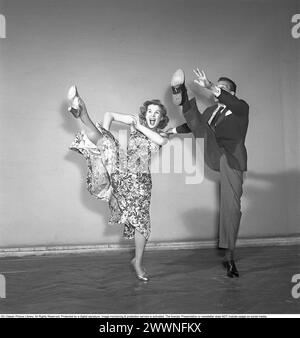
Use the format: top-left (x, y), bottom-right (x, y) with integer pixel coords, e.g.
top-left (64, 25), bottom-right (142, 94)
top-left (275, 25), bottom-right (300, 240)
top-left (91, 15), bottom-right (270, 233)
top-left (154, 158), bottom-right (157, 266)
top-left (203, 104), bottom-right (218, 124)
top-left (215, 106), bottom-right (232, 127)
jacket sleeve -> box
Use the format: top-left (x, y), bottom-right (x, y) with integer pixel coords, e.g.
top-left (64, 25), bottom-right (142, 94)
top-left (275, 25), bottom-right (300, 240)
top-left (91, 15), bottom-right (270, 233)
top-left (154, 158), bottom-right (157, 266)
top-left (176, 123), bottom-right (192, 134)
top-left (218, 89), bottom-right (249, 117)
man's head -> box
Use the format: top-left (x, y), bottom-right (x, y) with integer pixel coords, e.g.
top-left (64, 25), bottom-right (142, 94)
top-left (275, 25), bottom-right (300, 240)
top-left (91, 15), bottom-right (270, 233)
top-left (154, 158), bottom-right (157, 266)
top-left (217, 77), bottom-right (237, 96)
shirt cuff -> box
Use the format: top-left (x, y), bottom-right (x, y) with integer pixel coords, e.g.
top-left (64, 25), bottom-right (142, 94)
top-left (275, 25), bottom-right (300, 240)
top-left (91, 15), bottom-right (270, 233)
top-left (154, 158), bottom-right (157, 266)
top-left (172, 127), bottom-right (177, 134)
top-left (214, 87), bottom-right (221, 97)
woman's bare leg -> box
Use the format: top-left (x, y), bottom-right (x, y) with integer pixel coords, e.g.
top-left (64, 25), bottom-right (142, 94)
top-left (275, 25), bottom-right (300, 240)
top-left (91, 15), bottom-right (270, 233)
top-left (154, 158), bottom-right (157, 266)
top-left (68, 90), bottom-right (102, 145)
top-left (133, 230), bottom-right (147, 276)
top-left (77, 99), bottom-right (103, 145)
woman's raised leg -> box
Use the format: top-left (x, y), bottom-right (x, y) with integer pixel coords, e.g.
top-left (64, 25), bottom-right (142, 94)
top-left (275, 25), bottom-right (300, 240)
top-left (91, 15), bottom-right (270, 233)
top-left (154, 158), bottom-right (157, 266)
top-left (68, 86), bottom-right (102, 145)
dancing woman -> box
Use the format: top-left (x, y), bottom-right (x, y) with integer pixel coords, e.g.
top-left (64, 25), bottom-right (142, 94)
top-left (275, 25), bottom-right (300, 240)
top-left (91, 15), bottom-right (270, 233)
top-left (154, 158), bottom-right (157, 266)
top-left (67, 87), bottom-right (169, 281)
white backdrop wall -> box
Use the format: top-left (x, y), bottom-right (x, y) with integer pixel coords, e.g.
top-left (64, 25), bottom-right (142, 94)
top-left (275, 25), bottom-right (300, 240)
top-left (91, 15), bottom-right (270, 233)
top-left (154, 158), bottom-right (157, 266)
top-left (0, 0), bottom-right (299, 247)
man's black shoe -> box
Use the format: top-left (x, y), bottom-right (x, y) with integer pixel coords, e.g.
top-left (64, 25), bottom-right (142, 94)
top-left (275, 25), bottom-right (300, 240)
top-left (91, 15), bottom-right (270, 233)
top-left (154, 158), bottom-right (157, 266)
top-left (171, 69), bottom-right (187, 106)
top-left (223, 260), bottom-right (239, 278)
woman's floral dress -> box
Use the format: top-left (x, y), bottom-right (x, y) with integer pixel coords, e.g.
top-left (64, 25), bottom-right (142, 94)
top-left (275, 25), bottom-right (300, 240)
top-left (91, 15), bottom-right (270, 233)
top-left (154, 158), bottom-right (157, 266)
top-left (70, 123), bottom-right (160, 240)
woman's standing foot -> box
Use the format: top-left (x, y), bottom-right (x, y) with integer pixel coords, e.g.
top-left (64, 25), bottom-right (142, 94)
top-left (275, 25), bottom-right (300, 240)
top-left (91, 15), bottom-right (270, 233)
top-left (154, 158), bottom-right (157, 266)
top-left (130, 257), bottom-right (149, 282)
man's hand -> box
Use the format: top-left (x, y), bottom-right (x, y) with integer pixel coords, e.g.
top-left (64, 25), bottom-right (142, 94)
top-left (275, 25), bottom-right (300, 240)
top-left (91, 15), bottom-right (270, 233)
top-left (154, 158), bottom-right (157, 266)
top-left (165, 127), bottom-right (177, 138)
top-left (193, 68), bottom-right (213, 89)
top-left (159, 131), bottom-right (169, 138)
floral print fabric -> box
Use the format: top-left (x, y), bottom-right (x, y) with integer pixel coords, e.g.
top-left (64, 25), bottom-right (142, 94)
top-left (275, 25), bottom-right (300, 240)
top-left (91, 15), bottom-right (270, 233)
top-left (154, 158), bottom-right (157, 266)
top-left (69, 123), bottom-right (160, 240)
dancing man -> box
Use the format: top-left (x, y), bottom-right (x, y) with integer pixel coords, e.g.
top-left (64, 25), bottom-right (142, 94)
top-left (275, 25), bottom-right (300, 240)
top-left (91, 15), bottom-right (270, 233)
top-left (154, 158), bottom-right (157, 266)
top-left (167, 69), bottom-right (249, 278)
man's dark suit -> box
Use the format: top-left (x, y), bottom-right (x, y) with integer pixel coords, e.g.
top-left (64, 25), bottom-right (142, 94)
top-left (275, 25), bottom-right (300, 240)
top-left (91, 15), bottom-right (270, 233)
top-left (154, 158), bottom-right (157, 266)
top-left (176, 89), bottom-right (249, 252)
top-left (176, 90), bottom-right (249, 172)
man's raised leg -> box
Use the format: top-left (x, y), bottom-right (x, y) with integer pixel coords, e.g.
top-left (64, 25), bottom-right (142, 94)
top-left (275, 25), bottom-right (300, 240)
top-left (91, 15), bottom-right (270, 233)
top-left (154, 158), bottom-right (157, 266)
top-left (171, 68), bottom-right (223, 171)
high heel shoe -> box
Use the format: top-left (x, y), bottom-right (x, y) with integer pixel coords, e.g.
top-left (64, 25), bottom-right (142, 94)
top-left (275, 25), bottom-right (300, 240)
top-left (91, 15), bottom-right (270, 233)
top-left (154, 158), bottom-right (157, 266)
top-left (67, 85), bottom-right (82, 118)
top-left (136, 273), bottom-right (149, 282)
top-left (67, 85), bottom-right (78, 101)
top-left (130, 259), bottom-right (149, 282)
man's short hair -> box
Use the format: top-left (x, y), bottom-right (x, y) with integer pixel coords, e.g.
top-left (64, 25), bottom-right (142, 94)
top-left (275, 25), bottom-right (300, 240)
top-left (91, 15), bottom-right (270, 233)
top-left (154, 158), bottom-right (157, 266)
top-left (218, 77), bottom-right (237, 93)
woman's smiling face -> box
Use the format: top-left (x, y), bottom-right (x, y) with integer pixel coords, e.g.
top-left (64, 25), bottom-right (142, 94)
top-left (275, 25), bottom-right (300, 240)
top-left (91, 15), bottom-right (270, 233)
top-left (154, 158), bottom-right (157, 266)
top-left (145, 104), bottom-right (162, 129)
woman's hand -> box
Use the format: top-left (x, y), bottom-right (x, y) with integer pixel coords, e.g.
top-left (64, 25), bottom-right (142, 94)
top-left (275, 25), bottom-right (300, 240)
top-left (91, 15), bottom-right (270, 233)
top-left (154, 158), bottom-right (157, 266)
top-left (131, 115), bottom-right (139, 130)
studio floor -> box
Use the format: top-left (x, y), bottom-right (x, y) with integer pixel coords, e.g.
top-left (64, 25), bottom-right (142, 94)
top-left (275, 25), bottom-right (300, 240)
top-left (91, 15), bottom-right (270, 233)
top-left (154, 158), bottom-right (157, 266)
top-left (0, 245), bottom-right (299, 314)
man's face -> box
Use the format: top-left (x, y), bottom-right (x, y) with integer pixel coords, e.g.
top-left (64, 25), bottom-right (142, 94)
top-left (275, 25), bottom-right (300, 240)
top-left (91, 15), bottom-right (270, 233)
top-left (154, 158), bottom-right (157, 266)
top-left (216, 80), bottom-right (235, 95)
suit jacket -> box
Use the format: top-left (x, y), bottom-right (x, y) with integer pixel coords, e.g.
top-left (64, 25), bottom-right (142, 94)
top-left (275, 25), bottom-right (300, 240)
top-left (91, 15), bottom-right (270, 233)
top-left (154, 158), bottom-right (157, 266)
top-left (176, 90), bottom-right (249, 171)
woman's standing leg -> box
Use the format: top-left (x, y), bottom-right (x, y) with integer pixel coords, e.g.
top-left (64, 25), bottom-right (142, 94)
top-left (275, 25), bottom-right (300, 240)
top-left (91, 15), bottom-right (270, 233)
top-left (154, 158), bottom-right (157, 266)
top-left (133, 230), bottom-right (148, 279)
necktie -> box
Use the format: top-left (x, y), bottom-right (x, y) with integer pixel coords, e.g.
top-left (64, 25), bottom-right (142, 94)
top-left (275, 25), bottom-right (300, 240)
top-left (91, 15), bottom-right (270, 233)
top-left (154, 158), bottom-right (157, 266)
top-left (209, 105), bottom-right (225, 131)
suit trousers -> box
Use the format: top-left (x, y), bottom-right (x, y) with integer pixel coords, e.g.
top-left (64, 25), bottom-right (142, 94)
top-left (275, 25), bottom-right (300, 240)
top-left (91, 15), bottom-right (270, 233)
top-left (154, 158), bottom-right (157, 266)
top-left (219, 153), bottom-right (243, 250)
top-left (182, 98), bottom-right (244, 250)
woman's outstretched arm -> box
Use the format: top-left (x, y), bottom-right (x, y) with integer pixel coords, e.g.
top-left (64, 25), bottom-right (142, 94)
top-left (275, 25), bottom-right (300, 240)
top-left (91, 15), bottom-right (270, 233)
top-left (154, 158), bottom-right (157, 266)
top-left (103, 112), bottom-right (135, 130)
top-left (135, 123), bottom-right (168, 146)
top-left (103, 112), bottom-right (168, 146)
